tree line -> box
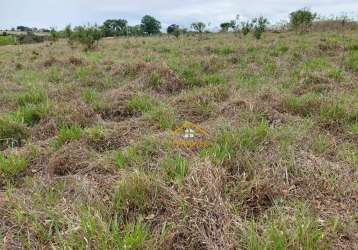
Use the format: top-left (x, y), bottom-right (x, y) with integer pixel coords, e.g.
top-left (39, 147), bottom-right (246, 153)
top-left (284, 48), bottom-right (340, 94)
top-left (3, 9), bottom-right (323, 49)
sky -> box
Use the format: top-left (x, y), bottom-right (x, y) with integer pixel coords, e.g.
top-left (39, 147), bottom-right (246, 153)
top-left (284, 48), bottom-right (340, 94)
top-left (1, 0), bottom-right (358, 30)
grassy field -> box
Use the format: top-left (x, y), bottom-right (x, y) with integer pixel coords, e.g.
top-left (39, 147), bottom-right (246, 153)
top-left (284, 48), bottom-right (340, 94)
top-left (0, 30), bottom-right (357, 249)
top-left (0, 35), bottom-right (17, 46)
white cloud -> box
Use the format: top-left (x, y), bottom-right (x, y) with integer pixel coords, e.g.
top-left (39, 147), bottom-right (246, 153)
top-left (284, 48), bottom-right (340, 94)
top-left (1, 0), bottom-right (357, 29)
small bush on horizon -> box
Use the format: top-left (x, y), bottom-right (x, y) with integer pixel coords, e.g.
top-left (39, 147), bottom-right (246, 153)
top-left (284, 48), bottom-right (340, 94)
top-left (252, 16), bottom-right (269, 39)
top-left (72, 25), bottom-right (102, 50)
top-left (290, 8), bottom-right (317, 32)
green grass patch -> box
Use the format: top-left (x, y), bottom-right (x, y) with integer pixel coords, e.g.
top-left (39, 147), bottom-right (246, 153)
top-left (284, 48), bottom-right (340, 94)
top-left (160, 153), bottom-right (188, 186)
top-left (53, 124), bottom-right (83, 148)
top-left (0, 152), bottom-right (28, 180)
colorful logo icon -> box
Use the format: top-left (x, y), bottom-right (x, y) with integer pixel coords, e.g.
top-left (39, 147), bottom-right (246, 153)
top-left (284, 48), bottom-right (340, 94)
top-left (172, 121), bottom-right (209, 148)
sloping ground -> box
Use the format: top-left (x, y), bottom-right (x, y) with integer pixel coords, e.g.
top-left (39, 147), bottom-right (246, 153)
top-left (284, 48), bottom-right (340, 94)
top-left (0, 31), bottom-right (357, 249)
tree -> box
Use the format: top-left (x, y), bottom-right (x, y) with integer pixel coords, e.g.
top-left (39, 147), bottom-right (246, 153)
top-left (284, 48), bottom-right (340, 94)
top-left (252, 16), bottom-right (268, 39)
top-left (290, 8), bottom-right (317, 32)
top-left (102, 19), bottom-right (128, 37)
top-left (220, 20), bottom-right (236, 32)
top-left (167, 24), bottom-right (179, 34)
top-left (141, 15), bottom-right (161, 35)
top-left (191, 22), bottom-right (206, 33)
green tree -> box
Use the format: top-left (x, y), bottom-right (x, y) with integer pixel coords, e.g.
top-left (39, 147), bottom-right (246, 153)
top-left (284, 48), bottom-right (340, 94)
top-left (102, 19), bottom-right (128, 37)
top-left (167, 24), bottom-right (179, 34)
top-left (191, 22), bottom-right (206, 33)
top-left (290, 8), bottom-right (317, 32)
top-left (140, 15), bottom-right (161, 35)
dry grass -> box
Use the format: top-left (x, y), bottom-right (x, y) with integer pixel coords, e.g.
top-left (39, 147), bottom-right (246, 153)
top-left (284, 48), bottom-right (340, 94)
top-left (0, 29), bottom-right (357, 249)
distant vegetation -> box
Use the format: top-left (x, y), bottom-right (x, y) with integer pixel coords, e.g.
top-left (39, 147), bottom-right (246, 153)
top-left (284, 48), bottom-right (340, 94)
top-left (1, 9), bottom-right (357, 48)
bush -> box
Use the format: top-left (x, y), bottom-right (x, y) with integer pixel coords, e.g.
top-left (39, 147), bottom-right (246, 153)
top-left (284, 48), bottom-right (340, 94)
top-left (241, 21), bottom-right (253, 36)
top-left (50, 28), bottom-right (59, 42)
top-left (290, 8), bottom-right (317, 32)
top-left (16, 32), bottom-right (45, 44)
top-left (252, 16), bottom-right (268, 39)
top-left (72, 25), bottom-right (102, 50)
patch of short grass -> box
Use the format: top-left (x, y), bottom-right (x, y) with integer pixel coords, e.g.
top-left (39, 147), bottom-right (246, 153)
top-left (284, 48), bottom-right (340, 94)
top-left (0, 116), bottom-right (29, 147)
top-left (202, 122), bottom-right (269, 163)
top-left (128, 95), bottom-right (175, 129)
top-left (10, 103), bottom-right (49, 126)
top-left (311, 133), bottom-right (333, 155)
top-left (53, 124), bottom-right (83, 148)
top-left (160, 153), bottom-right (188, 186)
top-left (16, 87), bottom-right (46, 106)
top-left (81, 88), bottom-right (103, 111)
top-left (0, 151), bottom-right (28, 181)
top-left (244, 204), bottom-right (327, 249)
top-left (127, 94), bottom-right (155, 113)
top-left (115, 137), bottom-right (162, 169)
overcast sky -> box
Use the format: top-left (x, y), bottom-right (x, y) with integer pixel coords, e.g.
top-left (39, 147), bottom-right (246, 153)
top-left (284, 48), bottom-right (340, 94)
top-left (1, 0), bottom-right (358, 30)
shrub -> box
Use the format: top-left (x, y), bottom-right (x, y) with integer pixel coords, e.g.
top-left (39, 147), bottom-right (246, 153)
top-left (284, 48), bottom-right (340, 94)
top-left (290, 8), bottom-right (317, 32)
top-left (140, 15), bottom-right (161, 35)
top-left (252, 16), bottom-right (269, 39)
top-left (241, 21), bottom-right (253, 36)
top-left (50, 28), bottom-right (59, 42)
top-left (72, 25), bottom-right (102, 50)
